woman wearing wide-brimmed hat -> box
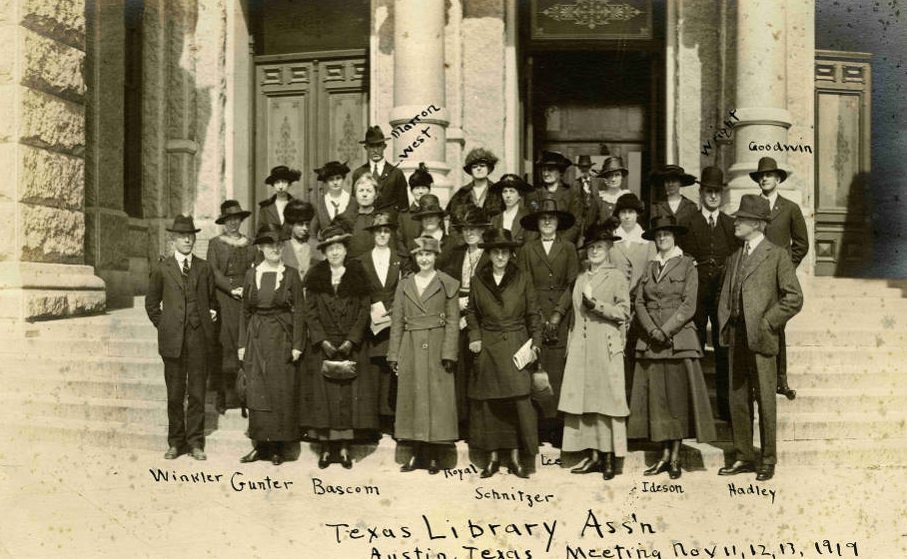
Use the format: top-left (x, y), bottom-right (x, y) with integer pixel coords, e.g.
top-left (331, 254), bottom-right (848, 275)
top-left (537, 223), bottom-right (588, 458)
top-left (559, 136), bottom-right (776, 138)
top-left (650, 164), bottom-right (698, 225)
top-left (595, 156), bottom-right (631, 221)
top-left (206, 200), bottom-right (257, 413)
top-left (559, 221), bottom-right (631, 480)
top-left (527, 150), bottom-right (583, 244)
top-left (628, 214), bottom-right (716, 480)
top-left (396, 163), bottom-right (437, 264)
top-left (399, 191), bottom-right (448, 272)
top-left (236, 223), bottom-right (306, 465)
top-left (311, 160), bottom-right (356, 240)
top-left (516, 193), bottom-right (579, 447)
top-left (356, 210), bottom-right (403, 434)
top-left (466, 228), bottom-right (543, 479)
top-left (447, 148), bottom-right (503, 230)
top-left (303, 218), bottom-right (376, 469)
top-left (439, 206), bottom-right (493, 438)
top-left (386, 236), bottom-right (460, 474)
top-left (259, 165), bottom-right (302, 228)
top-left (490, 173), bottom-right (535, 244)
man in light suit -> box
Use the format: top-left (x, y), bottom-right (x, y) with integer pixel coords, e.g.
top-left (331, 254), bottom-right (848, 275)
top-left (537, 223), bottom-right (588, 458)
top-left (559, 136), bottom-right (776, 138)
top-left (351, 125), bottom-right (409, 212)
top-left (717, 195), bottom-right (803, 481)
top-left (146, 215), bottom-right (219, 460)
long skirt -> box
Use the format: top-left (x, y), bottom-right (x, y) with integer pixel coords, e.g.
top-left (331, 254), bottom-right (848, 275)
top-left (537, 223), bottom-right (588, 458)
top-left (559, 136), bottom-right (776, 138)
top-left (627, 358), bottom-right (716, 443)
top-left (562, 413), bottom-right (627, 456)
top-left (216, 289), bottom-right (243, 374)
top-left (468, 397), bottom-right (539, 454)
top-left (244, 315), bottom-right (300, 442)
top-left (306, 344), bottom-right (379, 439)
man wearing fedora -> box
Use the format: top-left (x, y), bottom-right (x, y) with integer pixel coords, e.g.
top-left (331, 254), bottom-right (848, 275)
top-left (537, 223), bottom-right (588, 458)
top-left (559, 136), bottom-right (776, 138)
top-left (146, 215), bottom-right (219, 460)
top-left (259, 165), bottom-right (301, 228)
top-left (717, 195), bottom-right (803, 481)
top-left (651, 164), bottom-right (699, 226)
top-left (527, 150), bottom-right (582, 244)
top-left (282, 199), bottom-right (318, 280)
top-left (351, 125), bottom-right (409, 212)
top-left (682, 167), bottom-right (742, 420)
top-left (751, 156), bottom-right (808, 400)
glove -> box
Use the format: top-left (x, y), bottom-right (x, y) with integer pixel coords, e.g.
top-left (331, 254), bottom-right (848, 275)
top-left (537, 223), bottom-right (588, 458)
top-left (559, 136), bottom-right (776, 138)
top-left (338, 340), bottom-right (354, 358)
top-left (544, 312), bottom-right (561, 343)
top-left (582, 294), bottom-right (596, 310)
top-left (469, 340), bottom-right (482, 354)
top-left (321, 340), bottom-right (337, 359)
top-left (291, 349), bottom-right (302, 362)
top-left (442, 359), bottom-right (456, 373)
top-left (387, 361), bottom-right (399, 374)
top-left (650, 328), bottom-right (668, 344)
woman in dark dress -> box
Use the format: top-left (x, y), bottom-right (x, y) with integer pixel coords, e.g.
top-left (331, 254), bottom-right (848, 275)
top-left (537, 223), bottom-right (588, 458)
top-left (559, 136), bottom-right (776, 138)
top-left (206, 200), bottom-right (256, 413)
top-left (466, 228), bottom-right (543, 479)
top-left (628, 215), bottom-right (716, 479)
top-left (236, 224), bottom-right (305, 465)
top-left (304, 219), bottom-right (376, 469)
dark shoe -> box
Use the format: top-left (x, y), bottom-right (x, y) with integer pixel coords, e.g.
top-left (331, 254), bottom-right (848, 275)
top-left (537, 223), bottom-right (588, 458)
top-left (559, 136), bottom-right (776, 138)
top-left (509, 461), bottom-right (529, 479)
top-left (164, 446), bottom-right (182, 460)
top-left (480, 460), bottom-right (499, 479)
top-left (188, 447), bottom-right (207, 461)
top-left (427, 459), bottom-right (440, 475)
top-left (318, 452), bottom-right (331, 469)
top-left (669, 460), bottom-right (682, 479)
top-left (756, 464), bottom-right (775, 481)
top-left (718, 460), bottom-right (756, 476)
top-left (643, 460), bottom-right (669, 476)
top-left (271, 453), bottom-right (284, 466)
top-left (339, 453), bottom-right (353, 469)
top-left (400, 455), bottom-right (421, 472)
top-left (239, 449), bottom-right (263, 463)
top-left (601, 454), bottom-right (615, 481)
top-left (570, 457), bottom-right (600, 474)
top-left (777, 384), bottom-right (797, 400)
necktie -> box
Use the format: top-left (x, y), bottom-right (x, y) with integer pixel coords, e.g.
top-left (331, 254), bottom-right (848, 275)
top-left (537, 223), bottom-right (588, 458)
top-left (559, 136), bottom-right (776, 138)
top-left (330, 200), bottom-right (339, 218)
top-left (708, 214), bottom-right (715, 229)
top-left (181, 257), bottom-right (189, 276)
top-left (744, 241), bottom-right (751, 257)
top-left (373, 163), bottom-right (379, 176)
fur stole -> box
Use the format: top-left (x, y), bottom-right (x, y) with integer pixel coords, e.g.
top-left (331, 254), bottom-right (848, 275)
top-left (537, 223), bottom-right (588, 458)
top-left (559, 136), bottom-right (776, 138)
top-left (305, 258), bottom-right (370, 297)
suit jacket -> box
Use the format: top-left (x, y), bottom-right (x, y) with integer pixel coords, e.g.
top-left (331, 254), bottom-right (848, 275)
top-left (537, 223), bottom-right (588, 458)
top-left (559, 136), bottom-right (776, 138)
top-left (145, 255), bottom-right (218, 359)
top-left (764, 193), bottom-right (809, 267)
top-left (491, 205), bottom-right (534, 244)
top-left (351, 161), bottom-right (409, 211)
top-left (681, 210), bottom-right (740, 277)
top-left (311, 191), bottom-right (357, 240)
top-left (258, 194), bottom-right (294, 228)
top-left (516, 238), bottom-right (579, 322)
top-left (634, 254), bottom-right (701, 359)
top-left (653, 196), bottom-right (699, 226)
top-left (717, 239), bottom-right (803, 355)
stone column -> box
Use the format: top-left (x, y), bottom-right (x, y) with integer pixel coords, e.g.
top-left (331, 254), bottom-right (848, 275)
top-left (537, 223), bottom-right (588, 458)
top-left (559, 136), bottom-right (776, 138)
top-left (0, 0), bottom-right (106, 320)
top-left (389, 0), bottom-right (451, 197)
top-left (727, 0), bottom-right (793, 197)
top-left (85, 0), bottom-right (132, 309)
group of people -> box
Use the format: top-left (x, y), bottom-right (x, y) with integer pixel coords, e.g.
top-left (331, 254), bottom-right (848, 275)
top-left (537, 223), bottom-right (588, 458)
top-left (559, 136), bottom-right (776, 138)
top-left (146, 123), bottom-right (805, 483)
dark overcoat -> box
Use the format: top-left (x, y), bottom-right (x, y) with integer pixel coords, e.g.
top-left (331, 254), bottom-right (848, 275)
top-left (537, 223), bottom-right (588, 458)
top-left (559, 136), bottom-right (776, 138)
top-left (351, 162), bottom-right (409, 211)
top-left (311, 192), bottom-right (357, 240)
top-left (652, 196), bottom-right (699, 226)
top-left (764, 194), bottom-right (809, 267)
top-left (490, 205), bottom-right (533, 244)
top-left (206, 235), bottom-right (256, 372)
top-left (257, 194), bottom-right (294, 228)
top-left (465, 261), bottom-right (543, 400)
top-left (386, 271), bottom-right (460, 441)
top-left (446, 180), bottom-right (504, 222)
top-left (357, 248), bottom-right (403, 358)
top-left (145, 255), bottom-right (218, 359)
top-left (634, 255), bottom-right (701, 359)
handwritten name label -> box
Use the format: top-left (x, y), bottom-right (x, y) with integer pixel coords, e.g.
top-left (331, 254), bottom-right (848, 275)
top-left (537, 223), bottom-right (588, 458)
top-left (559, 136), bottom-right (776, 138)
top-left (443, 463), bottom-right (480, 480)
top-left (474, 487), bottom-right (555, 508)
top-left (312, 477), bottom-right (381, 496)
top-left (749, 140), bottom-right (813, 153)
top-left (727, 482), bottom-right (776, 504)
top-left (701, 109), bottom-right (740, 156)
top-left (640, 481), bottom-right (684, 494)
top-left (391, 105), bottom-right (441, 139)
top-left (147, 468), bottom-right (294, 492)
top-left (540, 454), bottom-right (561, 466)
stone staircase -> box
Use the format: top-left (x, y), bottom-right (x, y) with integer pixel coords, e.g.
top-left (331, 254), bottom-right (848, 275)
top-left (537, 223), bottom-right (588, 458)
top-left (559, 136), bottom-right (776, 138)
top-left (1, 276), bottom-right (906, 469)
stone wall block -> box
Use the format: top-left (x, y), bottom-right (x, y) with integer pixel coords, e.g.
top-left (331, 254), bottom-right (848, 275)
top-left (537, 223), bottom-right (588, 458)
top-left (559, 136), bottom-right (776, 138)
top-left (0, 24), bottom-right (15, 86)
top-left (20, 145), bottom-right (84, 209)
top-left (0, 85), bottom-right (15, 143)
top-left (20, 88), bottom-right (85, 155)
top-left (87, 210), bottom-right (129, 270)
top-left (0, 201), bottom-right (15, 262)
top-left (20, 204), bottom-right (84, 263)
top-left (22, 29), bottom-right (85, 102)
top-left (25, 290), bottom-right (105, 320)
top-left (21, 0), bottom-right (86, 48)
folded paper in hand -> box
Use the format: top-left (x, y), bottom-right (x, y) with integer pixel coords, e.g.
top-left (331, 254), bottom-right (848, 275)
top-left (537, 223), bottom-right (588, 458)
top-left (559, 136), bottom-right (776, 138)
top-left (512, 339), bottom-right (536, 370)
top-left (370, 302), bottom-right (392, 335)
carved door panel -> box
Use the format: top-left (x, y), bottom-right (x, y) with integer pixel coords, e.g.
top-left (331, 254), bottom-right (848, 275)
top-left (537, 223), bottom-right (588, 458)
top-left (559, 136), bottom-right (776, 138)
top-left (814, 51), bottom-right (871, 277)
top-left (254, 51), bottom-right (367, 220)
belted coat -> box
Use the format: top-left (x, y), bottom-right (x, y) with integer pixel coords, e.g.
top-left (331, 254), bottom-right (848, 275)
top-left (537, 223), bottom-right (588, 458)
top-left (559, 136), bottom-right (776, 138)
top-left (634, 254), bottom-right (702, 359)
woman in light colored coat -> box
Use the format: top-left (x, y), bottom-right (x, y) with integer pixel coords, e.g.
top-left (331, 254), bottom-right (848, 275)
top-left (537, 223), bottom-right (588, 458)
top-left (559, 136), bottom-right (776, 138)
top-left (386, 236), bottom-right (460, 474)
top-left (559, 223), bottom-right (630, 480)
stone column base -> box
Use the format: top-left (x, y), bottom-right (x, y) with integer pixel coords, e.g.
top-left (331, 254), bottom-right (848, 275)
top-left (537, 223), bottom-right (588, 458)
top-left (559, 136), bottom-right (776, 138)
top-left (0, 263), bottom-right (106, 321)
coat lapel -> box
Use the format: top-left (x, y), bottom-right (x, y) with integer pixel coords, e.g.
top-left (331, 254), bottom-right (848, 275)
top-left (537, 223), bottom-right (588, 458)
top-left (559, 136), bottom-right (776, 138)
top-left (166, 256), bottom-right (185, 290)
top-left (656, 256), bottom-right (682, 282)
top-left (741, 240), bottom-right (772, 283)
top-left (531, 240), bottom-right (554, 272)
top-left (547, 238), bottom-right (563, 264)
top-left (403, 277), bottom-right (427, 312)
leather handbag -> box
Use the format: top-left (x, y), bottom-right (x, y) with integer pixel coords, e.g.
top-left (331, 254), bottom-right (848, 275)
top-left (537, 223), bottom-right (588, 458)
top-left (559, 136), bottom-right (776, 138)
top-left (530, 367), bottom-right (554, 402)
top-left (322, 359), bottom-right (358, 381)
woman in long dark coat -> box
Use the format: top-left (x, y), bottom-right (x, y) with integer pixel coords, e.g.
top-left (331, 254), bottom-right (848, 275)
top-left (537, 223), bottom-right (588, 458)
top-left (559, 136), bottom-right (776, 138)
top-left (386, 236), bottom-right (460, 473)
top-left (489, 174), bottom-right (534, 244)
top-left (236, 224), bottom-right (305, 465)
top-left (628, 215), bottom-right (716, 479)
top-left (206, 200), bottom-right (256, 413)
top-left (357, 210), bottom-right (402, 434)
top-left (516, 194), bottom-right (579, 447)
top-left (304, 219), bottom-right (375, 469)
top-left (466, 228), bottom-right (543, 479)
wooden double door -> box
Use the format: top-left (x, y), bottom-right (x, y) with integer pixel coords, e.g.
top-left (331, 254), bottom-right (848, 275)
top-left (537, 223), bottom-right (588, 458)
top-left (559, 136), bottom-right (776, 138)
top-left (254, 50), bottom-right (368, 218)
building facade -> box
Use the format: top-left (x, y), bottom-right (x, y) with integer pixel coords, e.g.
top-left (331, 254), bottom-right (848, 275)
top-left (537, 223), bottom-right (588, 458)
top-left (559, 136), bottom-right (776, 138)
top-left (0, 0), bottom-right (886, 320)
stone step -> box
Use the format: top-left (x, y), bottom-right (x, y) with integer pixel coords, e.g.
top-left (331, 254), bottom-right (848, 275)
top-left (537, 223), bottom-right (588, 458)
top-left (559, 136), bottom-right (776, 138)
top-left (0, 338), bottom-right (159, 358)
top-left (17, 321), bottom-right (159, 340)
top-left (785, 328), bottom-right (907, 348)
top-left (778, 388), bottom-right (907, 413)
top-left (803, 278), bottom-right (907, 298)
top-left (785, 346), bottom-right (907, 372)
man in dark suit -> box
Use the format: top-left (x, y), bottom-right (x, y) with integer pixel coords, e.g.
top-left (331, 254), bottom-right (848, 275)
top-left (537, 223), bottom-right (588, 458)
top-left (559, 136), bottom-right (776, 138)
top-left (351, 125), bottom-right (409, 212)
top-left (752, 157), bottom-right (808, 400)
top-left (681, 167), bottom-right (741, 420)
top-left (146, 215), bottom-right (219, 460)
top-left (717, 195), bottom-right (803, 481)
